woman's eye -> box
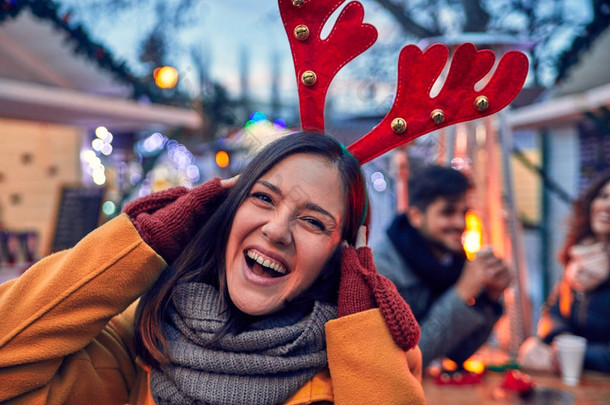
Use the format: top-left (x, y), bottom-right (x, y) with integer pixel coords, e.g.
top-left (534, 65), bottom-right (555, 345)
top-left (302, 217), bottom-right (326, 232)
top-left (251, 192), bottom-right (273, 204)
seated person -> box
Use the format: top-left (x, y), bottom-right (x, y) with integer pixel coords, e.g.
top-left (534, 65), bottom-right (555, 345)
top-left (373, 164), bottom-right (511, 368)
top-left (0, 133), bottom-right (424, 404)
top-left (519, 171), bottom-right (610, 374)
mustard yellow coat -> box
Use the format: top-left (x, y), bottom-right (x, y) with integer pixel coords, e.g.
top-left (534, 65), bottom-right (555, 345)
top-left (0, 215), bottom-right (425, 404)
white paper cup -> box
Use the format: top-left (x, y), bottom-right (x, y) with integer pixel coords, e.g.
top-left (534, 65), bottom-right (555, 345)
top-left (555, 335), bottom-right (587, 386)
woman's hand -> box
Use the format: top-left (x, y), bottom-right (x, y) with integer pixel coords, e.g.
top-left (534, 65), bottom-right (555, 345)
top-left (338, 227), bottom-right (375, 316)
top-left (353, 224), bottom-right (367, 248)
top-left (220, 174), bottom-right (240, 189)
top-left (337, 226), bottom-right (420, 351)
top-left (123, 176), bottom-right (238, 263)
top-left (518, 336), bottom-right (558, 373)
top-left (566, 241), bottom-right (609, 292)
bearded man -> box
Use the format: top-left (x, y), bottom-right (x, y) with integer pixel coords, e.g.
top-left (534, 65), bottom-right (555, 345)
top-left (373, 165), bottom-right (511, 367)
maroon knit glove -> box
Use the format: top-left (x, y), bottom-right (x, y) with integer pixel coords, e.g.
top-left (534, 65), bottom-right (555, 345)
top-left (338, 245), bottom-right (421, 351)
top-left (122, 177), bottom-right (227, 263)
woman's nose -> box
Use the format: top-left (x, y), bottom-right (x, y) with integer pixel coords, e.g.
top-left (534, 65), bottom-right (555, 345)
top-left (261, 212), bottom-right (293, 246)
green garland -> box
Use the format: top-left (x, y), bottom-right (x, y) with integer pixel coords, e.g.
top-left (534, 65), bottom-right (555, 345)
top-left (0, 0), bottom-right (191, 107)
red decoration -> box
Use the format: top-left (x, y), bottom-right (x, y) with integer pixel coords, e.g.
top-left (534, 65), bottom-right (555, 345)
top-left (279, 0), bottom-right (377, 133)
top-left (500, 369), bottom-right (535, 394)
top-left (279, 0), bottom-right (529, 164)
top-left (348, 43), bottom-right (529, 163)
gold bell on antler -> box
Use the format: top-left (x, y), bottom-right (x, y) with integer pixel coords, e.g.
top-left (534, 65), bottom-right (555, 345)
top-left (474, 95), bottom-right (489, 111)
top-left (294, 25), bottom-right (310, 40)
top-left (430, 109), bottom-right (445, 124)
top-left (391, 118), bottom-right (407, 134)
top-left (292, 0), bottom-right (304, 6)
top-left (301, 70), bottom-right (317, 86)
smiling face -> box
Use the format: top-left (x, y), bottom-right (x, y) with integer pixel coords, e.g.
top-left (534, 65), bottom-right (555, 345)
top-left (225, 153), bottom-right (346, 316)
top-left (590, 180), bottom-right (610, 241)
top-left (409, 195), bottom-right (468, 258)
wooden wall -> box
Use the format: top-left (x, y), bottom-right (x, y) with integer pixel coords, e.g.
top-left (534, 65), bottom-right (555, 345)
top-left (0, 118), bottom-right (82, 257)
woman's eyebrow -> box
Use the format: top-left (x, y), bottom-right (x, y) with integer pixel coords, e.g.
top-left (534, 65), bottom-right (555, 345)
top-left (304, 202), bottom-right (337, 224)
top-left (257, 180), bottom-right (338, 224)
top-left (257, 180), bottom-right (281, 195)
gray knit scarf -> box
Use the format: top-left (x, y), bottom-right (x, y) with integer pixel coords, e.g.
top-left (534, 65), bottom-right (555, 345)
top-left (149, 282), bottom-right (337, 405)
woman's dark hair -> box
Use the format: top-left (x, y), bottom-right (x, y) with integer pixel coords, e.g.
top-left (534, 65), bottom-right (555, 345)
top-left (134, 132), bottom-right (368, 367)
top-left (558, 170), bottom-right (610, 265)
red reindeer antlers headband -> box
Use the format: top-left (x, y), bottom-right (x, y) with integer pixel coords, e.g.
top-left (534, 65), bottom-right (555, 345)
top-left (279, 0), bottom-right (529, 164)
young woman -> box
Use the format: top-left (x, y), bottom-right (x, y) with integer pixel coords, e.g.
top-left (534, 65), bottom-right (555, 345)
top-left (0, 132), bottom-right (424, 404)
top-left (519, 171), bottom-right (610, 373)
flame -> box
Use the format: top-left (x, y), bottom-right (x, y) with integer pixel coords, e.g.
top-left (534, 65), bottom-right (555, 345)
top-left (463, 211), bottom-right (483, 260)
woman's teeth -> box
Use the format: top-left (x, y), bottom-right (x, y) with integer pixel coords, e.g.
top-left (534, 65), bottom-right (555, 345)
top-left (246, 250), bottom-right (287, 274)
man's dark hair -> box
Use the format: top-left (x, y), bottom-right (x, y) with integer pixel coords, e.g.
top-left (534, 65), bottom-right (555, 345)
top-left (408, 165), bottom-right (472, 210)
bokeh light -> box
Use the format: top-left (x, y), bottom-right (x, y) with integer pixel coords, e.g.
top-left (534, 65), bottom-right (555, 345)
top-left (100, 143), bottom-right (113, 156)
top-left (81, 150), bottom-right (96, 162)
top-left (92, 173), bottom-right (106, 185)
top-left (371, 171), bottom-right (387, 192)
top-left (371, 171), bottom-right (384, 182)
top-left (91, 126), bottom-right (113, 157)
top-left (102, 201), bottom-right (116, 216)
top-left (273, 118), bottom-right (286, 129)
top-left (92, 138), bottom-right (104, 151)
top-left (154, 66), bottom-right (179, 89)
top-left (463, 359), bottom-right (485, 375)
top-left (373, 178), bottom-right (387, 192)
top-left (95, 126), bottom-right (108, 139)
top-left (186, 164), bottom-right (200, 182)
top-left (463, 211), bottom-right (483, 260)
top-left (249, 111), bottom-right (267, 122)
top-left (216, 150), bottom-right (230, 168)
